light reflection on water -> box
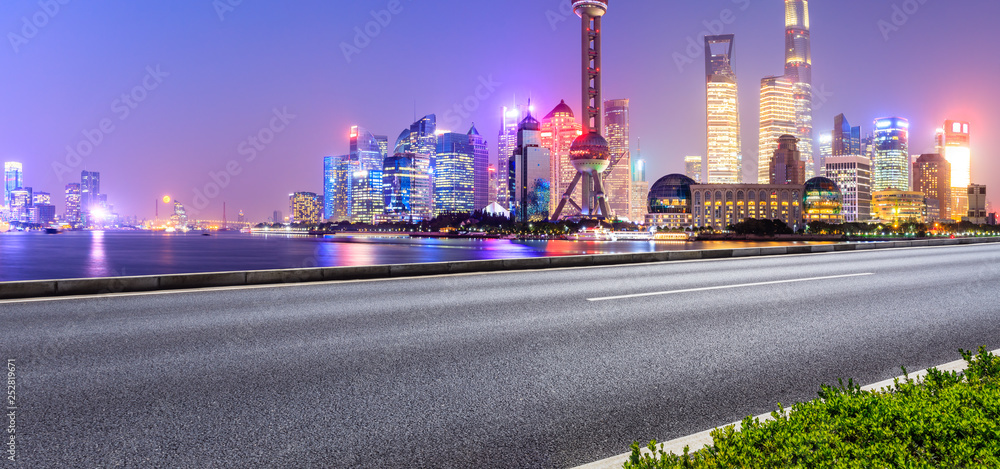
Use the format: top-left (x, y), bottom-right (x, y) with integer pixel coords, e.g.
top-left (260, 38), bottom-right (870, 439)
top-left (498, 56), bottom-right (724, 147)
top-left (0, 231), bottom-right (831, 282)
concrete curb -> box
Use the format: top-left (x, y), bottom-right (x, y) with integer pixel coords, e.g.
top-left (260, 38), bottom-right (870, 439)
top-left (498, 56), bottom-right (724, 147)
top-left (572, 348), bottom-right (1000, 469)
top-left (2, 237), bottom-right (999, 300)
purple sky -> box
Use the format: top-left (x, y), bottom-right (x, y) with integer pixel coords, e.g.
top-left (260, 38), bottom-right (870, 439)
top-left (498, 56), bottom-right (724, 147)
top-left (3, 0), bottom-right (998, 221)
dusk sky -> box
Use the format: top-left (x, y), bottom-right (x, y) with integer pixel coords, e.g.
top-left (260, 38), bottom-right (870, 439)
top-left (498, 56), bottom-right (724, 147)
top-left (3, 0), bottom-right (999, 221)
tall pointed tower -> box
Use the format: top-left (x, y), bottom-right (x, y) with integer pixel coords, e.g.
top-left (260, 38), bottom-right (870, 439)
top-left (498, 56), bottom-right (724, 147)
top-left (552, 0), bottom-right (613, 220)
top-left (784, 0), bottom-right (814, 177)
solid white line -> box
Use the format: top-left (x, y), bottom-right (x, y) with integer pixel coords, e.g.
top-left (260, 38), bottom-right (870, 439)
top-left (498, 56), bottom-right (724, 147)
top-left (586, 273), bottom-right (875, 302)
top-left (572, 348), bottom-right (1000, 469)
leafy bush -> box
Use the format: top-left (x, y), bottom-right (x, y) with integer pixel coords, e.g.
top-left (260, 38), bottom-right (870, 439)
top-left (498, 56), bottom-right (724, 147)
top-left (625, 347), bottom-right (1000, 468)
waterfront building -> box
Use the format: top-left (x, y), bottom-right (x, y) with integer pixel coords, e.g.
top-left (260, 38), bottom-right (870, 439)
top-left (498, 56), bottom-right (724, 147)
top-left (604, 98), bottom-right (631, 218)
top-left (541, 100), bottom-right (584, 217)
top-left (785, 0), bottom-right (814, 179)
top-left (351, 126), bottom-right (386, 172)
top-left (510, 112), bottom-right (552, 222)
top-left (770, 135), bottom-right (805, 185)
top-left (684, 156), bottom-right (703, 183)
top-left (758, 76), bottom-right (796, 183)
top-left (382, 154), bottom-right (416, 222)
top-left (272, 210), bottom-right (283, 224)
top-left (872, 117), bottom-right (910, 192)
top-left (324, 155), bottom-right (354, 222)
top-left (10, 187), bottom-right (32, 222)
top-left (64, 183), bottom-right (81, 223)
top-left (645, 174), bottom-right (695, 229)
top-left (290, 192), bottom-right (322, 224)
top-left (705, 34), bottom-right (742, 183)
top-left (3, 162), bottom-right (22, 208)
top-left (818, 131), bottom-right (832, 171)
top-left (824, 154), bottom-right (872, 222)
top-left (871, 190), bottom-right (925, 223)
top-left (403, 115), bottom-right (437, 221)
top-left (803, 177), bottom-right (844, 224)
top-left (833, 114), bottom-right (862, 156)
top-left (35, 203), bottom-right (56, 225)
top-left (350, 170), bottom-right (384, 224)
top-left (467, 124), bottom-right (490, 211)
top-left (487, 164), bottom-right (498, 206)
top-left (912, 153), bottom-right (951, 222)
top-left (435, 132), bottom-right (476, 215)
top-left (968, 184), bottom-right (987, 224)
top-left (173, 201), bottom-right (189, 228)
top-left (497, 105), bottom-right (524, 212)
top-left (941, 120), bottom-right (971, 221)
top-left (33, 191), bottom-right (50, 206)
top-left (630, 155), bottom-right (649, 223)
top-left (692, 183), bottom-right (804, 230)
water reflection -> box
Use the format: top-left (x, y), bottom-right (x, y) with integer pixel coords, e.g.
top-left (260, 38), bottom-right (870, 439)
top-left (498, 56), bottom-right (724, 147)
top-left (87, 231), bottom-right (109, 277)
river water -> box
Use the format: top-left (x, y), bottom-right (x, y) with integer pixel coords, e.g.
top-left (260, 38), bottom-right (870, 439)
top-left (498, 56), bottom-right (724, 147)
top-left (0, 231), bottom-right (829, 282)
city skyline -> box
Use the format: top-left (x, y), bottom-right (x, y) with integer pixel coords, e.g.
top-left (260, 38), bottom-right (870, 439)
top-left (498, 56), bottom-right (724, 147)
top-left (3, 1), bottom-right (999, 221)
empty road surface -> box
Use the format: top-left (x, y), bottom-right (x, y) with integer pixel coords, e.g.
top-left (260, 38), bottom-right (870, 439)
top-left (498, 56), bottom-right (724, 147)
top-left (3, 243), bottom-right (1000, 468)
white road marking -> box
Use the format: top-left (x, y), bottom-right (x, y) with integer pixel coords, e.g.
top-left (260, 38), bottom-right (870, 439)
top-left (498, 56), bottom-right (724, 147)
top-left (586, 272), bottom-right (875, 302)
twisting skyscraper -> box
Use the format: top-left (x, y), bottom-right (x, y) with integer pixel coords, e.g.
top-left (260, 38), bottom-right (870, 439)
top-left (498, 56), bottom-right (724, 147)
top-left (784, 0), bottom-right (813, 178)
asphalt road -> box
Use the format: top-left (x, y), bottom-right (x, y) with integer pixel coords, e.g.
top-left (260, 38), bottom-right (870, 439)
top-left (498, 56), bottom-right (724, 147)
top-left (4, 243), bottom-right (1000, 468)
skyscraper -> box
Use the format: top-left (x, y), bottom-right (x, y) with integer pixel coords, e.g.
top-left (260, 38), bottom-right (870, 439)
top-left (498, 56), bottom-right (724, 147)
top-left (541, 100), bottom-right (583, 216)
top-left (510, 112), bottom-right (552, 221)
top-left (351, 169), bottom-right (384, 224)
top-left (487, 164), bottom-right (497, 205)
top-left (324, 155), bottom-right (353, 222)
top-left (758, 76), bottom-right (796, 183)
top-left (290, 192), bottom-right (322, 224)
top-left (770, 135), bottom-right (805, 185)
top-left (350, 126), bottom-right (385, 172)
top-left (705, 34), bottom-right (741, 184)
top-left (497, 105), bottom-right (522, 212)
top-left (406, 115), bottom-right (437, 221)
top-left (824, 154), bottom-right (872, 222)
top-left (872, 117), bottom-right (910, 192)
top-left (685, 156), bottom-right (703, 183)
top-left (4, 162), bottom-right (23, 208)
top-left (784, 0), bottom-right (813, 178)
top-left (435, 132), bottom-right (476, 215)
top-left (382, 153), bottom-right (416, 222)
top-left (80, 170), bottom-right (101, 223)
top-left (629, 149), bottom-right (649, 223)
top-left (941, 120), bottom-right (971, 221)
top-left (65, 183), bottom-right (81, 223)
top-left (603, 98), bottom-right (631, 219)
top-left (467, 124), bottom-right (490, 211)
top-left (833, 114), bottom-right (862, 157)
top-left (912, 153), bottom-right (951, 222)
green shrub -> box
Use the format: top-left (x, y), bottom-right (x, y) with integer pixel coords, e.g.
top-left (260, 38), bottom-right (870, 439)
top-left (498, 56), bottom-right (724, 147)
top-left (625, 347), bottom-right (1000, 468)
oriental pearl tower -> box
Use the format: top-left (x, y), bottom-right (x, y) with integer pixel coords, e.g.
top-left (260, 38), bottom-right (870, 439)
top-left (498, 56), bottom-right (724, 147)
top-left (552, 0), bottom-right (613, 220)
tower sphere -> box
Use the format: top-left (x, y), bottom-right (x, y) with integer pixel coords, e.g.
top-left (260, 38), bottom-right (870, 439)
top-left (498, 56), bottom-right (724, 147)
top-left (573, 0), bottom-right (608, 18)
top-left (569, 131), bottom-right (610, 173)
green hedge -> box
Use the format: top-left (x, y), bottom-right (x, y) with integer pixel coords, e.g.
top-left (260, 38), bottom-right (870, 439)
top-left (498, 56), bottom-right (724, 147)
top-left (626, 347), bottom-right (1000, 468)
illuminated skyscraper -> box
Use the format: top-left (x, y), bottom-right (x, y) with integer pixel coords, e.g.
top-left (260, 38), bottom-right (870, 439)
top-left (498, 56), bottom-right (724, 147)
top-left (833, 114), bottom-right (862, 157)
top-left (467, 124), bottom-right (490, 211)
top-left (770, 135), bottom-right (805, 185)
top-left (64, 183), bottom-right (81, 223)
top-left (758, 76), bottom-right (796, 183)
top-left (4, 162), bottom-right (23, 208)
top-left (398, 115), bottom-right (436, 221)
top-left (685, 156), bottom-right (703, 183)
top-left (818, 131), bottom-right (833, 170)
top-left (705, 34), bottom-right (742, 183)
top-left (435, 132), bottom-right (476, 215)
top-left (604, 98), bottom-right (631, 218)
top-left (941, 120), bottom-right (971, 221)
top-left (824, 154), bottom-right (872, 222)
top-left (487, 164), bottom-right (498, 205)
top-left (785, 0), bottom-right (813, 179)
top-left (382, 154), bottom-right (416, 222)
top-left (872, 117), bottom-right (910, 192)
top-left (510, 112), bottom-right (552, 221)
top-left (541, 100), bottom-right (583, 216)
top-left (290, 192), bottom-right (322, 224)
top-left (629, 147), bottom-right (649, 223)
top-left (324, 155), bottom-right (352, 222)
top-left (498, 105), bottom-right (524, 212)
top-left (350, 126), bottom-right (385, 172)
top-left (80, 170), bottom-right (101, 223)
top-left (350, 169), bottom-right (384, 224)
top-left (912, 153), bottom-right (951, 222)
